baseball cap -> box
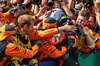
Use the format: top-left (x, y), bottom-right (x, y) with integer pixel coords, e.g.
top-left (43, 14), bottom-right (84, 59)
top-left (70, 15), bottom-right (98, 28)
top-left (42, 17), bottom-right (57, 29)
top-left (0, 25), bottom-right (16, 41)
top-left (75, 2), bottom-right (83, 10)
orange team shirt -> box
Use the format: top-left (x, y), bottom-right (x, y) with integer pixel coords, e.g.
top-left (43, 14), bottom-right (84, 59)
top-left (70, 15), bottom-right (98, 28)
top-left (28, 28), bottom-right (59, 40)
top-left (37, 32), bottom-right (67, 62)
top-left (79, 26), bottom-right (95, 54)
top-left (0, 40), bottom-right (39, 66)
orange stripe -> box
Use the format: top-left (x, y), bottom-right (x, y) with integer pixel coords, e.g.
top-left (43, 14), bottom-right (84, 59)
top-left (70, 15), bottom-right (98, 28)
top-left (55, 12), bottom-right (62, 18)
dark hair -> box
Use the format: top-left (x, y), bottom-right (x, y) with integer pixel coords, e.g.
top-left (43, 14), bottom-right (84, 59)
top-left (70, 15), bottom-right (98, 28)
top-left (83, 0), bottom-right (94, 7)
top-left (90, 14), bottom-right (96, 23)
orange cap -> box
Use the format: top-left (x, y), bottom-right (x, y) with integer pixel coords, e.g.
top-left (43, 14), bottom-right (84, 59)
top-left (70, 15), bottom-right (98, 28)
top-left (0, 25), bottom-right (16, 41)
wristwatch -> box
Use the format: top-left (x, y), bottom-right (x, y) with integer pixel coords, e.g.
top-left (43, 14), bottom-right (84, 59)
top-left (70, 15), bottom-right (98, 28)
top-left (96, 9), bottom-right (100, 13)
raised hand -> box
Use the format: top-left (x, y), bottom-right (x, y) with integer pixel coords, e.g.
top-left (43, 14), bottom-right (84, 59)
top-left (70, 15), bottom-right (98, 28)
top-left (81, 24), bottom-right (89, 35)
top-left (95, 1), bottom-right (100, 9)
top-left (63, 24), bottom-right (77, 32)
top-left (36, 5), bottom-right (48, 17)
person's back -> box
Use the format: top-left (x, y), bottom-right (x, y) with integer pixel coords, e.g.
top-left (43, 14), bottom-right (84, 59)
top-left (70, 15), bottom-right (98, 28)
top-left (35, 17), bottom-right (81, 66)
top-left (75, 10), bottom-right (95, 55)
top-left (36, 17), bottom-right (67, 62)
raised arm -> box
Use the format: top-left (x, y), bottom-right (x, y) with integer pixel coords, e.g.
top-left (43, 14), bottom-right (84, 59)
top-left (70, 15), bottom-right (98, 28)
top-left (59, 1), bottom-right (74, 18)
top-left (95, 0), bottom-right (100, 27)
top-left (5, 40), bottom-right (42, 58)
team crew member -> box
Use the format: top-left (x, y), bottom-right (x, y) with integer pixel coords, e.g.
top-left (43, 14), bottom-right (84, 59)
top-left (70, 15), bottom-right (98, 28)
top-left (2, 4), bottom-right (25, 19)
top-left (11, 15), bottom-right (39, 66)
top-left (29, 17), bottom-right (80, 66)
top-left (87, 14), bottom-right (100, 53)
top-left (40, 17), bottom-right (81, 66)
top-left (0, 3), bottom-right (25, 25)
top-left (0, 25), bottom-right (42, 66)
top-left (28, 17), bottom-right (77, 59)
top-left (76, 10), bottom-right (95, 54)
top-left (36, 18), bottom-right (67, 62)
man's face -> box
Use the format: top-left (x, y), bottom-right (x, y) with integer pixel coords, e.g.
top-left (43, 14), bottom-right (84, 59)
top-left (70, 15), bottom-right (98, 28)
top-left (26, 20), bottom-right (34, 34)
top-left (76, 15), bottom-right (88, 27)
top-left (87, 16), bottom-right (95, 29)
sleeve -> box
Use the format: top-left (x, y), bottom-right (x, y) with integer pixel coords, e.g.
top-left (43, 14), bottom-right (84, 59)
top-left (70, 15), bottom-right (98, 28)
top-left (5, 43), bottom-right (39, 58)
top-left (39, 40), bottom-right (67, 58)
top-left (3, 11), bottom-right (13, 19)
top-left (28, 28), bottom-right (58, 40)
top-left (87, 29), bottom-right (95, 49)
top-left (95, 40), bottom-right (100, 49)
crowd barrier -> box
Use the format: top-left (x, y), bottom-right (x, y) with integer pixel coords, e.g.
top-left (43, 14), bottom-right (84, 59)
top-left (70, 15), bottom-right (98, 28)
top-left (78, 52), bottom-right (100, 66)
top-left (25, 52), bottom-right (100, 66)
top-left (25, 60), bottom-right (58, 66)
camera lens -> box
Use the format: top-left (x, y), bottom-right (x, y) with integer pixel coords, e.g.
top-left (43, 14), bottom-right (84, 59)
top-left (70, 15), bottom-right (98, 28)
top-left (47, 0), bottom-right (54, 7)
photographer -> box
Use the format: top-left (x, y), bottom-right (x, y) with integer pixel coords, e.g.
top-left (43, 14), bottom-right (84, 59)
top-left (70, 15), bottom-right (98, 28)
top-left (81, 0), bottom-right (95, 14)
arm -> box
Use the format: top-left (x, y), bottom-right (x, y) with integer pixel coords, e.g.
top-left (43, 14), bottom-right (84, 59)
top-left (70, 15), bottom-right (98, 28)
top-left (3, 4), bottom-right (25, 19)
top-left (68, 0), bottom-right (75, 9)
top-left (28, 28), bottom-right (59, 40)
top-left (82, 27), bottom-right (94, 48)
top-left (28, 25), bottom-right (76, 40)
top-left (39, 40), bottom-right (67, 58)
top-left (22, 0), bottom-right (30, 5)
top-left (32, 4), bottom-right (39, 14)
top-left (85, 34), bottom-right (94, 46)
top-left (96, 12), bottom-right (100, 27)
top-left (5, 40), bottom-right (42, 58)
top-left (13, 0), bottom-right (21, 4)
top-left (61, 3), bottom-right (74, 18)
top-left (32, 5), bottom-right (48, 21)
top-left (31, 4), bottom-right (35, 13)
top-left (95, 1), bottom-right (100, 27)
top-left (40, 46), bottom-right (67, 58)
top-left (89, 32), bottom-right (97, 42)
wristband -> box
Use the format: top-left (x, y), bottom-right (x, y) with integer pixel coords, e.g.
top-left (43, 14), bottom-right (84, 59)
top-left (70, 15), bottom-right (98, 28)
top-left (96, 9), bottom-right (100, 13)
top-left (34, 15), bottom-right (38, 19)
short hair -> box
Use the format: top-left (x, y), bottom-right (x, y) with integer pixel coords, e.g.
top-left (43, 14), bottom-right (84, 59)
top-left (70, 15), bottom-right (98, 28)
top-left (18, 15), bottom-right (34, 28)
top-left (90, 14), bottom-right (96, 23)
top-left (79, 10), bottom-right (90, 20)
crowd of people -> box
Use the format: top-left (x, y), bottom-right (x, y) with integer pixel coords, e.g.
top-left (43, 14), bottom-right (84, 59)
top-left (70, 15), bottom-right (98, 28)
top-left (0, 0), bottom-right (100, 66)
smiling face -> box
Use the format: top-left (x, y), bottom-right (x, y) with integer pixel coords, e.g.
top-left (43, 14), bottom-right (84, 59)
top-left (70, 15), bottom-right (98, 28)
top-left (76, 15), bottom-right (88, 27)
top-left (76, 10), bottom-right (90, 27)
top-left (87, 16), bottom-right (96, 29)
